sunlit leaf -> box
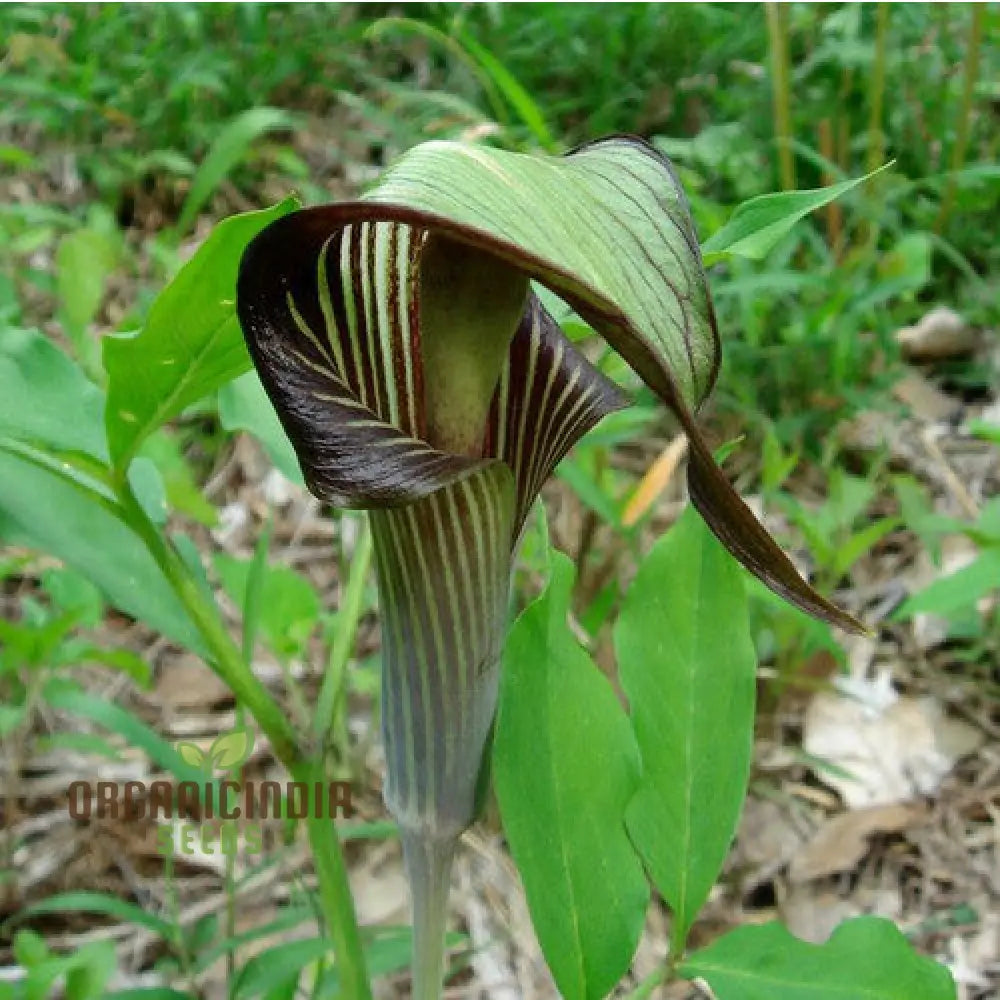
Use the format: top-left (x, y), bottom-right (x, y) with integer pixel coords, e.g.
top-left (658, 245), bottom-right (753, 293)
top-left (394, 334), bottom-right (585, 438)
top-left (702, 163), bottom-right (892, 260)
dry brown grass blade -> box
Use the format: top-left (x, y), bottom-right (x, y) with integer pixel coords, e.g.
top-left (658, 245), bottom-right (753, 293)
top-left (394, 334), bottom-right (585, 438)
top-left (621, 435), bottom-right (689, 528)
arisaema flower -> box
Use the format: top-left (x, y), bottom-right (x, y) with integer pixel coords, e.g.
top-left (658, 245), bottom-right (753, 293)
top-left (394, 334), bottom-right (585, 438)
top-left (236, 136), bottom-right (859, 998)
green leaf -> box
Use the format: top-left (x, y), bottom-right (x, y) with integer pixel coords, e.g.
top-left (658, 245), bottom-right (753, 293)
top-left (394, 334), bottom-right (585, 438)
top-left (832, 516), bottom-right (902, 578)
top-left (44, 681), bottom-right (217, 794)
top-left (617, 505), bottom-right (756, 943)
top-left (177, 108), bottom-right (294, 236)
top-left (494, 552), bottom-right (649, 1000)
top-left (242, 519), bottom-right (272, 661)
top-left (214, 554), bottom-right (319, 659)
top-left (232, 937), bottom-right (330, 999)
top-left (12, 928), bottom-right (49, 966)
top-left (63, 645), bottom-right (152, 689)
top-left (0, 443), bottom-right (202, 652)
top-left (104, 991), bottom-right (196, 1000)
top-left (217, 371), bottom-right (302, 483)
top-left (679, 917), bottom-right (955, 1000)
top-left (191, 906), bottom-right (314, 973)
top-left (41, 566), bottom-right (104, 626)
top-left (0, 325), bottom-right (107, 459)
top-left (104, 198), bottom-right (298, 473)
top-left (702, 163), bottom-right (892, 260)
top-left (139, 430), bottom-right (219, 526)
top-left (895, 549), bottom-right (1000, 621)
top-left (56, 227), bottom-right (119, 336)
top-left (454, 28), bottom-right (557, 150)
top-left (9, 891), bottom-right (177, 945)
top-left (35, 731), bottom-right (124, 761)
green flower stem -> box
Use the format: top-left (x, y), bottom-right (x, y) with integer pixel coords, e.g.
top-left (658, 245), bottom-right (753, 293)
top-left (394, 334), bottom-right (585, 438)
top-left (114, 476), bottom-right (373, 1000)
top-left (402, 832), bottom-right (457, 1000)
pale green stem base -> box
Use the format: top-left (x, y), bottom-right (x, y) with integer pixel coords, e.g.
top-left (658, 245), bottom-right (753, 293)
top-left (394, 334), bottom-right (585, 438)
top-left (402, 832), bottom-right (457, 1000)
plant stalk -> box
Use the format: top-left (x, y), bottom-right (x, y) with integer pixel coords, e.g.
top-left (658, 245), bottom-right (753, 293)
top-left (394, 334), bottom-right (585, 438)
top-left (115, 478), bottom-right (373, 1000)
top-left (302, 760), bottom-right (374, 1000)
top-left (765, 2), bottom-right (795, 191)
top-left (936, 5), bottom-right (984, 233)
top-left (866, 3), bottom-right (889, 181)
top-left (401, 832), bottom-right (457, 1000)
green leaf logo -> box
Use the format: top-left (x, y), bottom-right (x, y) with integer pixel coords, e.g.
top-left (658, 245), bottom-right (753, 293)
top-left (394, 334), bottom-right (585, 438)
top-left (209, 727), bottom-right (254, 771)
top-left (176, 742), bottom-right (206, 769)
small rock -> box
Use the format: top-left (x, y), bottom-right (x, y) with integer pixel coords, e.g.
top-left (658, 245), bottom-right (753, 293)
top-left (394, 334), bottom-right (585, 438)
top-left (896, 307), bottom-right (976, 361)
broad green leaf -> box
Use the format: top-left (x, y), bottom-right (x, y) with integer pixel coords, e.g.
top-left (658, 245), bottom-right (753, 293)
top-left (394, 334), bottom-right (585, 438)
top-left (680, 917), bottom-right (955, 1000)
top-left (702, 163), bottom-right (891, 260)
top-left (177, 108), bottom-right (294, 236)
top-left (217, 370), bottom-right (303, 483)
top-left (617, 505), bottom-right (756, 943)
top-left (0, 444), bottom-right (202, 652)
top-left (104, 198), bottom-right (297, 473)
top-left (0, 325), bottom-right (106, 459)
top-left (129, 455), bottom-right (169, 525)
top-left (210, 727), bottom-right (254, 768)
top-left (10, 891), bottom-right (177, 944)
top-left (494, 553), bottom-right (649, 1000)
